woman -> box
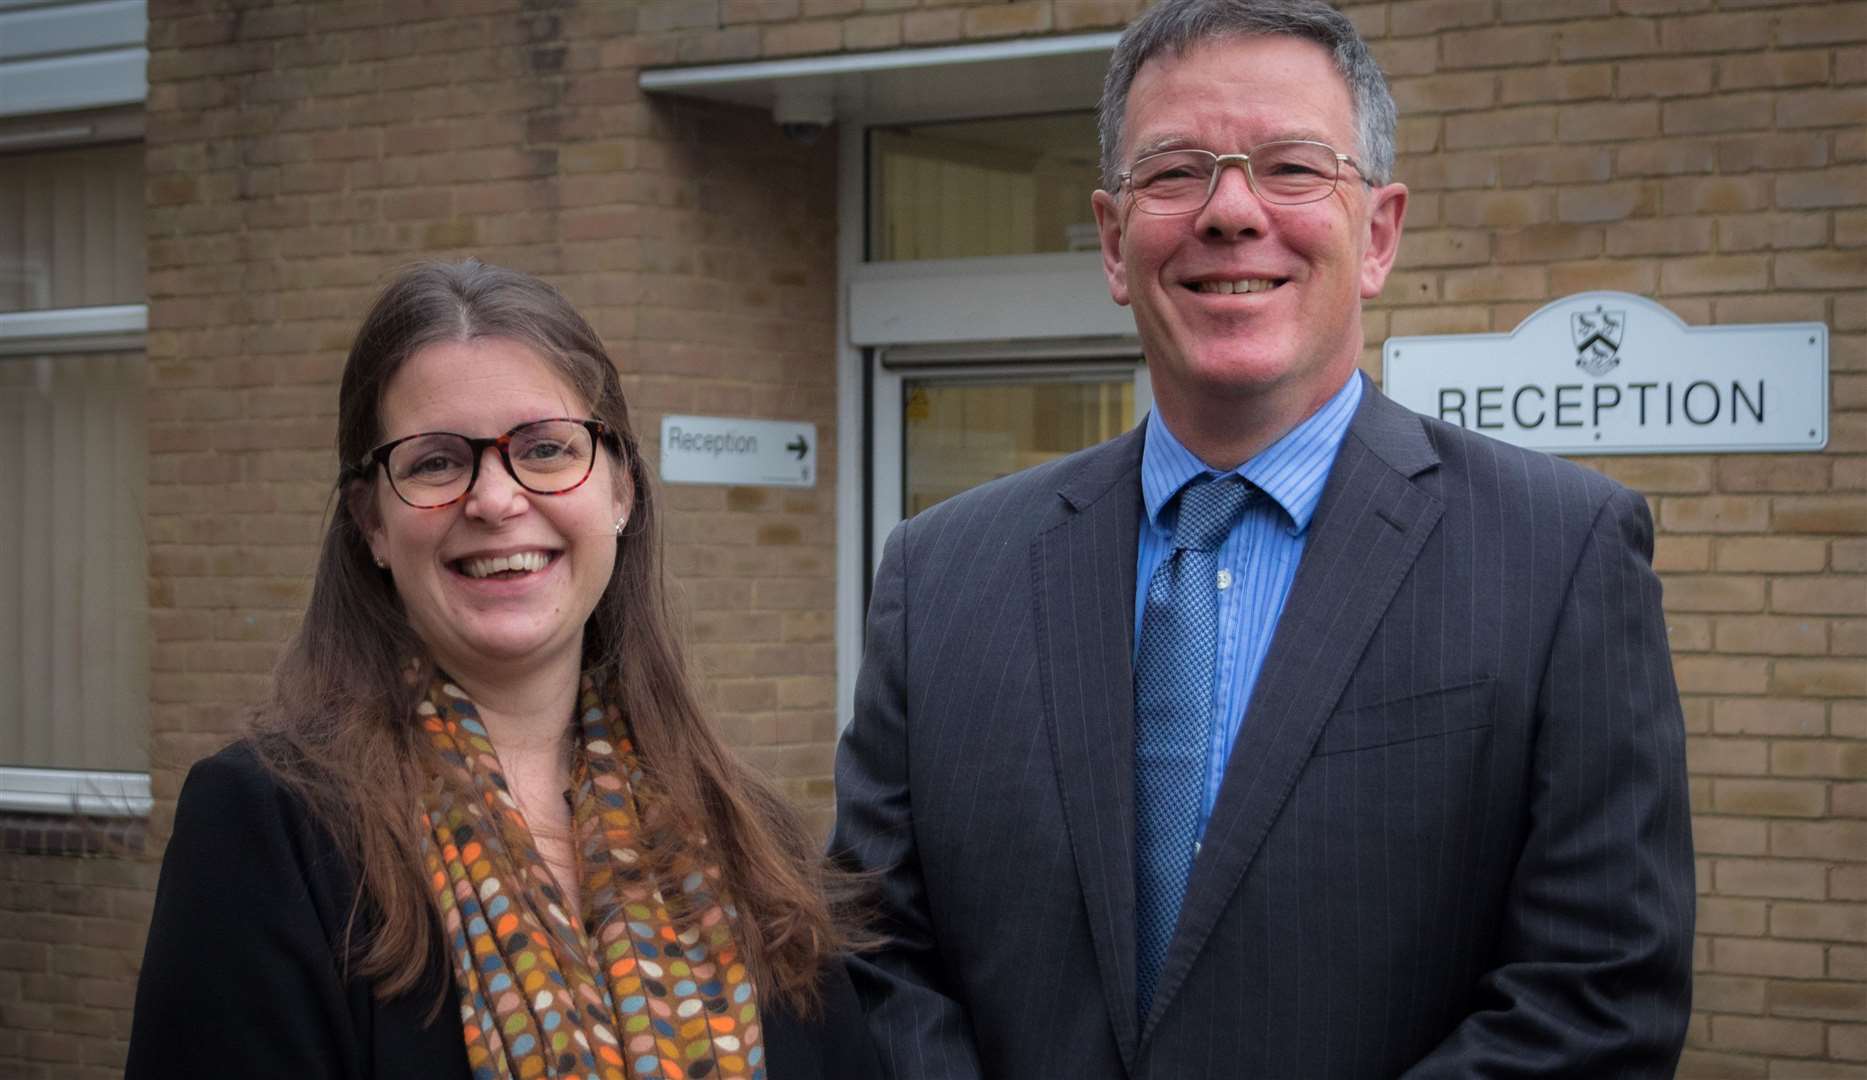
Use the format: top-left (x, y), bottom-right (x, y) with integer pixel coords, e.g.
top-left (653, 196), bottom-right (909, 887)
top-left (127, 260), bottom-right (878, 1079)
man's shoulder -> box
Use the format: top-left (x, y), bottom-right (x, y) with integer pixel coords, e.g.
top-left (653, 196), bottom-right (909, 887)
top-left (1392, 400), bottom-right (1632, 511)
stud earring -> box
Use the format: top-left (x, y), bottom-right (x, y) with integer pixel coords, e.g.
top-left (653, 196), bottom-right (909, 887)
top-left (614, 514), bottom-right (627, 536)
top-left (374, 555), bottom-right (387, 569)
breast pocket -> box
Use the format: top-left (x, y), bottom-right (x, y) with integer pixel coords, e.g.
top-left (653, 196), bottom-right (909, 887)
top-left (1314, 678), bottom-right (1495, 756)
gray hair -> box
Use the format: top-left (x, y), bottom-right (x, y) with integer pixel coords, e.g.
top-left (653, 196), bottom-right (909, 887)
top-left (1097, 0), bottom-right (1398, 191)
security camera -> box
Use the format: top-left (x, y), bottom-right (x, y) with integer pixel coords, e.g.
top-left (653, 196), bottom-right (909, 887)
top-left (774, 82), bottom-right (833, 144)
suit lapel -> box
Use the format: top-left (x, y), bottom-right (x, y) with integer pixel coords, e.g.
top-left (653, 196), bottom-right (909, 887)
top-left (1141, 384), bottom-right (1447, 1042)
top-left (1032, 426), bottom-right (1147, 1068)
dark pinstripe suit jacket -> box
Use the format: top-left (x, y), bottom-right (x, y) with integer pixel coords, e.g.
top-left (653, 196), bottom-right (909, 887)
top-left (831, 379), bottom-right (1695, 1079)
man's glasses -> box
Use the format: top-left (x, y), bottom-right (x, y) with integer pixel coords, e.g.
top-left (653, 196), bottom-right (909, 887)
top-left (349, 418), bottom-right (616, 509)
top-left (1118, 140), bottom-right (1365, 215)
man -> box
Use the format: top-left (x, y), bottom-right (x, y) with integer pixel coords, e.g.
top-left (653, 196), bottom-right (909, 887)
top-left (830, 1), bottom-right (1695, 1076)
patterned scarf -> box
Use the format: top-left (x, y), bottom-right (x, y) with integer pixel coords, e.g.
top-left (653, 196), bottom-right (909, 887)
top-left (417, 672), bottom-right (766, 1080)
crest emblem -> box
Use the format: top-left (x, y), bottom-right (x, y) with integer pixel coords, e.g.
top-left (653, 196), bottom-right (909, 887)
top-left (1570, 306), bottom-right (1624, 376)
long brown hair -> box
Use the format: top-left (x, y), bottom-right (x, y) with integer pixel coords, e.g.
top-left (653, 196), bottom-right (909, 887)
top-left (254, 258), bottom-right (851, 1011)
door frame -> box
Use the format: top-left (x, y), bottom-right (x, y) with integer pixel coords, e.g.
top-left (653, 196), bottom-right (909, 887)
top-left (834, 120), bottom-right (1142, 724)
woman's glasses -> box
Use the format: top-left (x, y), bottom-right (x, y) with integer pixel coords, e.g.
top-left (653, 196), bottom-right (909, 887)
top-left (349, 418), bottom-right (616, 509)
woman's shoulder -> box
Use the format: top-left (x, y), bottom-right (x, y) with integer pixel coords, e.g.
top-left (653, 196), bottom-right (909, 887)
top-left (182, 736), bottom-right (278, 791)
top-left (166, 736), bottom-right (357, 902)
top-left (175, 737), bottom-right (313, 832)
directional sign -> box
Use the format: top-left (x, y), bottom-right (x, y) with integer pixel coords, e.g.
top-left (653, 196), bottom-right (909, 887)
top-left (1383, 291), bottom-right (1827, 455)
top-left (659, 415), bottom-right (817, 488)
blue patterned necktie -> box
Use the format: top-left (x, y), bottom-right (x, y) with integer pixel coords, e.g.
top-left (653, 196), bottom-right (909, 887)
top-left (1134, 472), bottom-right (1254, 1020)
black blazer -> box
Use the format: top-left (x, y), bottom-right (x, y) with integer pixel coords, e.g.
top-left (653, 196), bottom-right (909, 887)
top-left (128, 741), bottom-right (881, 1079)
top-left (832, 380), bottom-right (1694, 1079)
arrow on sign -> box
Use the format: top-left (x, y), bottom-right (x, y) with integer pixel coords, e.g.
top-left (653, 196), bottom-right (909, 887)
top-left (787, 436), bottom-right (809, 460)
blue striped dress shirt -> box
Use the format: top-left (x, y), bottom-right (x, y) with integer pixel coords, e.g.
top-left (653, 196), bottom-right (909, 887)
top-left (1134, 373), bottom-right (1363, 834)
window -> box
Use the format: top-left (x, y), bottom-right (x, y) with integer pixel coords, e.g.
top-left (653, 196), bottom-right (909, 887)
top-left (867, 112), bottom-right (1103, 262)
top-left (903, 370), bottom-right (1137, 516)
top-left (0, 135), bottom-right (150, 818)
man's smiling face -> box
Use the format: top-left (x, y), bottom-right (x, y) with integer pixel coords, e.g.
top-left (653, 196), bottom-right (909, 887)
top-left (1092, 34), bottom-right (1406, 434)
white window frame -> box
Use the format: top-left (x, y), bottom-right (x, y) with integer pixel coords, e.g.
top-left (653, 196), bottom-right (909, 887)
top-left (0, 0), bottom-right (148, 120)
top-left (835, 111), bottom-right (1139, 722)
top-left (0, 306), bottom-right (151, 818)
top-left (0, 765), bottom-right (151, 817)
top-left (0, 304), bottom-right (150, 817)
top-left (0, 1), bottom-right (151, 810)
top-left (869, 354), bottom-right (1150, 580)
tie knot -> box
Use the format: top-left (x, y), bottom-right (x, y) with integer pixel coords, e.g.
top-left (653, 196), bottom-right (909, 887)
top-left (1171, 475), bottom-right (1252, 552)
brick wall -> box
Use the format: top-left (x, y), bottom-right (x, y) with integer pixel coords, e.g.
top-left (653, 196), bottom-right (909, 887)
top-left (1350, 2), bottom-right (1867, 1074)
top-left (0, 0), bottom-right (1859, 1076)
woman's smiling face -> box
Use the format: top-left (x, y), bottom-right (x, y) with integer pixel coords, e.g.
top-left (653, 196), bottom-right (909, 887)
top-left (364, 336), bottom-right (627, 683)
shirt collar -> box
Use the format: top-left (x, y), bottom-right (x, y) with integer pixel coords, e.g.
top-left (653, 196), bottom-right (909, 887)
top-left (1141, 373), bottom-right (1363, 536)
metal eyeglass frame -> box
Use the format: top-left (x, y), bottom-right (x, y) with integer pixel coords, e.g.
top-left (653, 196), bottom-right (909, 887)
top-left (1118, 140), bottom-right (1367, 214)
top-left (344, 417), bottom-right (618, 509)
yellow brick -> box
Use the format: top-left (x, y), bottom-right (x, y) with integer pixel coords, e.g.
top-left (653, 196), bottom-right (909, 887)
top-left (1831, 1022), bottom-right (1867, 1061)
top-left (1773, 741), bottom-right (1867, 779)
top-left (1774, 497), bottom-right (1867, 535)
top-left (1714, 615), bottom-right (1828, 656)
top-left (1673, 1049), bottom-right (1768, 1079)
top-left (1770, 820), bottom-right (1867, 860)
top-left (1770, 904), bottom-right (1867, 944)
top-left (1772, 660), bottom-right (1867, 699)
top-left (1689, 736), bottom-right (1771, 775)
top-left (1698, 899), bottom-right (1770, 938)
top-left (1712, 936), bottom-right (1828, 977)
top-left (1714, 538), bottom-right (1830, 572)
top-left (1712, 778), bottom-right (1829, 818)
top-left (761, 18), bottom-right (840, 56)
top-left (1053, 0), bottom-right (1144, 33)
top-left (1714, 858), bottom-right (1829, 899)
top-left (1659, 254), bottom-right (1771, 294)
top-left (962, 1), bottom-right (1050, 39)
top-left (841, 12), bottom-right (900, 49)
top-left (1655, 536), bottom-right (1713, 572)
top-left (1548, 258), bottom-right (1659, 295)
top-left (1713, 698), bottom-right (1826, 737)
top-left (901, 8), bottom-right (960, 44)
top-left (1676, 656), bottom-right (1771, 694)
top-left (1707, 1014), bottom-right (1825, 1057)
top-left (1774, 578), bottom-right (1867, 616)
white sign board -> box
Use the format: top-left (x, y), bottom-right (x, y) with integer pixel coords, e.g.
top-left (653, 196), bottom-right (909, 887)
top-left (1383, 291), bottom-right (1827, 454)
top-left (659, 415), bottom-right (816, 488)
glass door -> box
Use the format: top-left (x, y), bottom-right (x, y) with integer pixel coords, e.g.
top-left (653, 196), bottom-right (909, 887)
top-left (870, 355), bottom-right (1148, 575)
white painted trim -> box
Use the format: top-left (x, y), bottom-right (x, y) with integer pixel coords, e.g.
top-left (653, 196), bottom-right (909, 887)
top-left (0, 304), bottom-right (147, 355)
top-left (849, 252), bottom-right (1134, 345)
top-left (880, 336), bottom-right (1142, 367)
top-left (0, 103), bottom-right (144, 149)
top-left (0, 123), bottom-right (94, 149)
top-left (642, 32), bottom-right (1121, 92)
top-left (0, 47), bottom-right (147, 117)
top-left (0, 766), bottom-right (152, 818)
top-left (834, 121), bottom-right (867, 731)
top-left (0, 0), bottom-right (145, 62)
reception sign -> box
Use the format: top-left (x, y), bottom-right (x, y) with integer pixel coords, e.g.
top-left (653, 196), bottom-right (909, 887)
top-left (1382, 291), bottom-right (1827, 454)
top-left (660, 415), bottom-right (816, 488)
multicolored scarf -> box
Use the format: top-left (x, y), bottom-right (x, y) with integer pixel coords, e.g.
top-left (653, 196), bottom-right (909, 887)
top-left (417, 673), bottom-right (766, 1080)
